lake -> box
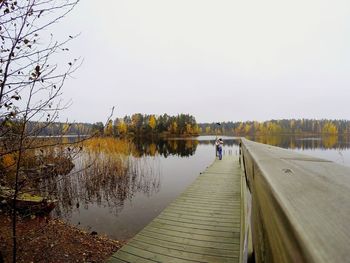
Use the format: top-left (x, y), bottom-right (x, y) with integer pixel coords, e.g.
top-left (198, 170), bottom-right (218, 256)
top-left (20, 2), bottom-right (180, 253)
top-left (51, 135), bottom-right (350, 240)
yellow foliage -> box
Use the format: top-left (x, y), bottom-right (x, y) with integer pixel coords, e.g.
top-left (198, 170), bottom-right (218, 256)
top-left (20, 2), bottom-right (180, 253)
top-left (170, 140), bottom-right (178, 151)
top-left (244, 124), bottom-right (251, 134)
top-left (83, 137), bottom-right (132, 177)
top-left (149, 115), bottom-right (156, 130)
top-left (185, 140), bottom-right (197, 150)
top-left (169, 121), bottom-right (178, 134)
top-left (84, 137), bottom-right (131, 155)
top-left (1, 154), bottom-right (16, 168)
top-left (192, 125), bottom-right (201, 135)
top-left (117, 121), bottom-right (128, 135)
top-left (62, 123), bottom-right (70, 134)
top-left (186, 124), bottom-right (192, 134)
top-left (322, 122), bottom-right (338, 135)
top-left (323, 135), bottom-right (337, 148)
top-left (148, 143), bottom-right (157, 156)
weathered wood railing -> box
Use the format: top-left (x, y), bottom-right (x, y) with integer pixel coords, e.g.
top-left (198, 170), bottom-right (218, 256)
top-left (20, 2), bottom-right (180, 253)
top-left (239, 138), bottom-right (350, 263)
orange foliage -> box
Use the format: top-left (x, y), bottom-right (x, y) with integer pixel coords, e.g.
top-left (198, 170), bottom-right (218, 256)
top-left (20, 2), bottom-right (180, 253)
top-left (1, 154), bottom-right (16, 168)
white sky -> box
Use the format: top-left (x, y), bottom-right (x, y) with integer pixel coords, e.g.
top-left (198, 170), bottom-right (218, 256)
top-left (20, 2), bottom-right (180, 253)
top-left (54, 0), bottom-right (350, 123)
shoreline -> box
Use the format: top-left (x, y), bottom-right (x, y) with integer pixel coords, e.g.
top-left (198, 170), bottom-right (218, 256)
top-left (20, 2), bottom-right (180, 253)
top-left (0, 215), bottom-right (124, 263)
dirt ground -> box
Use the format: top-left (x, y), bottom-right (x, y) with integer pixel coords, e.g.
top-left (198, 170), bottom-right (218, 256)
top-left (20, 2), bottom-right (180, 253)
top-left (0, 215), bottom-right (124, 263)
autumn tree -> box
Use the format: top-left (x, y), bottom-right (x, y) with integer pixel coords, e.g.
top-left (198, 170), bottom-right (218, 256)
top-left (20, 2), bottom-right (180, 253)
top-left (117, 120), bottom-right (127, 136)
top-left (169, 121), bottom-right (178, 134)
top-left (131, 113), bottom-right (143, 134)
top-left (185, 123), bottom-right (192, 134)
top-left (322, 121), bottom-right (338, 135)
top-left (0, 1), bottom-right (80, 261)
top-left (149, 115), bottom-right (156, 132)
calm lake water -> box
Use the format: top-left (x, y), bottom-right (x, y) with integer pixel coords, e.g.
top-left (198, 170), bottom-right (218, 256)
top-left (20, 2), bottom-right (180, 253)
top-left (52, 135), bottom-right (350, 240)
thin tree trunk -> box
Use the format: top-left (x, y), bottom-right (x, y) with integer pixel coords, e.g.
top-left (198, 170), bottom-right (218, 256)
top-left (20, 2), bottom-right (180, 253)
top-left (12, 122), bottom-right (26, 263)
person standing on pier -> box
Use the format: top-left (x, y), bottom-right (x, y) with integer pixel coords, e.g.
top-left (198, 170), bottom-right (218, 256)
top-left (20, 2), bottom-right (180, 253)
top-left (217, 138), bottom-right (223, 160)
top-left (215, 137), bottom-right (219, 157)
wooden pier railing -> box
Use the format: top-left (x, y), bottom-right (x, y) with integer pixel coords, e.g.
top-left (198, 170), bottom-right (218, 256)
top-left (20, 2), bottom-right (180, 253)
top-left (240, 138), bottom-right (350, 263)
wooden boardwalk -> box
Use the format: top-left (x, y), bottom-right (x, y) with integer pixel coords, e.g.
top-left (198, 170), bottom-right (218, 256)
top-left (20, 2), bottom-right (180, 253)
top-left (108, 156), bottom-right (242, 263)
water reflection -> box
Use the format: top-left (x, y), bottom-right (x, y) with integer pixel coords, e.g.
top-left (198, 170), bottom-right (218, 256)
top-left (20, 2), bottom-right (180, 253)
top-left (131, 138), bottom-right (199, 157)
top-left (43, 161), bottom-right (160, 218)
top-left (45, 138), bottom-right (220, 218)
top-left (246, 135), bottom-right (350, 150)
top-left (46, 135), bottom-right (350, 218)
top-left (35, 135), bottom-right (350, 239)
top-left (46, 138), bottom-right (199, 216)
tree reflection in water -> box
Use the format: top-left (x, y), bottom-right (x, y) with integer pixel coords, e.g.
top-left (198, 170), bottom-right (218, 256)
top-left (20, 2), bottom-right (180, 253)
top-left (39, 137), bottom-right (199, 218)
top-left (38, 135), bottom-right (350, 219)
top-left (131, 138), bottom-right (199, 157)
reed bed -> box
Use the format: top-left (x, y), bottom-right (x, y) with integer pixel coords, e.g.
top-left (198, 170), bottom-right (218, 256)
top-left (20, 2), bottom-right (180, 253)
top-left (40, 137), bottom-right (161, 217)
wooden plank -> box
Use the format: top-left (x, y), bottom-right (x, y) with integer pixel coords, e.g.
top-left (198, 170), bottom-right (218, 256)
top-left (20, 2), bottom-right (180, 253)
top-left (187, 188), bottom-right (239, 191)
top-left (137, 230), bottom-right (239, 249)
top-left (166, 206), bottom-right (237, 215)
top-left (172, 198), bottom-right (240, 207)
top-left (152, 216), bottom-right (238, 232)
top-left (176, 197), bottom-right (238, 203)
top-left (160, 208), bottom-right (239, 220)
top-left (171, 199), bottom-right (240, 207)
top-left (186, 186), bottom-right (239, 190)
top-left (155, 215), bottom-right (239, 228)
top-left (132, 235), bottom-right (236, 257)
top-left (125, 240), bottom-right (237, 263)
top-left (169, 202), bottom-right (239, 211)
top-left (180, 193), bottom-right (239, 200)
top-left (175, 197), bottom-right (238, 203)
top-left (105, 256), bottom-right (128, 263)
top-left (113, 250), bottom-right (158, 263)
top-left (138, 228), bottom-right (239, 249)
top-left (109, 156), bottom-right (242, 263)
top-left (160, 211), bottom-right (239, 223)
top-left (120, 245), bottom-right (198, 263)
top-left (144, 225), bottom-right (239, 240)
top-left (167, 201), bottom-right (240, 212)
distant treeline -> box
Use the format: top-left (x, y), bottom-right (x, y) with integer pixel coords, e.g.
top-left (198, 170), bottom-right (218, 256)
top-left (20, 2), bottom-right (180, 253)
top-left (199, 119), bottom-right (350, 136)
top-left (4, 118), bottom-right (350, 137)
top-left (0, 121), bottom-right (94, 136)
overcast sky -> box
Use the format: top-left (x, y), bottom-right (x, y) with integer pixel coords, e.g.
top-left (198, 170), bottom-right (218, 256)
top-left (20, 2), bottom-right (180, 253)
top-left (54, 0), bottom-right (350, 123)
